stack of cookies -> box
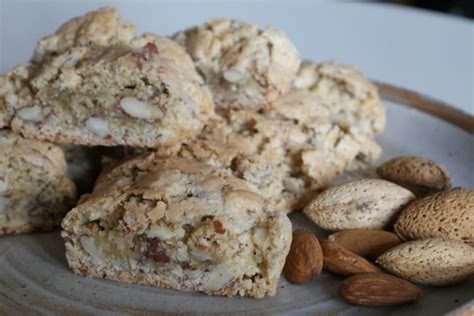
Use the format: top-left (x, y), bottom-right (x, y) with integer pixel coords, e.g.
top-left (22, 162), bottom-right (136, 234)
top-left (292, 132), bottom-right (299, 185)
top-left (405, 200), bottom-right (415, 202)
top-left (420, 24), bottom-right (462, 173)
top-left (0, 8), bottom-right (385, 298)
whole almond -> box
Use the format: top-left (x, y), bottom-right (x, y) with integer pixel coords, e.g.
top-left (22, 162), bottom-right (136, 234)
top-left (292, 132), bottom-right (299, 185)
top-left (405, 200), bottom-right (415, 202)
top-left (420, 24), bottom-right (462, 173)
top-left (377, 156), bottom-right (451, 197)
top-left (303, 179), bottom-right (415, 231)
top-left (319, 238), bottom-right (381, 276)
top-left (377, 238), bottom-right (474, 286)
top-left (394, 188), bottom-right (474, 245)
top-left (328, 229), bottom-right (401, 260)
top-left (339, 273), bottom-right (422, 306)
top-left (284, 229), bottom-right (324, 284)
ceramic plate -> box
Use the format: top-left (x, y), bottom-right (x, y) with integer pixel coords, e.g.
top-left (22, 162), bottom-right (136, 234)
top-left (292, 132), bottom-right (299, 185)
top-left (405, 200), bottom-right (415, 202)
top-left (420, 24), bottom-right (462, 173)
top-left (0, 85), bottom-right (473, 315)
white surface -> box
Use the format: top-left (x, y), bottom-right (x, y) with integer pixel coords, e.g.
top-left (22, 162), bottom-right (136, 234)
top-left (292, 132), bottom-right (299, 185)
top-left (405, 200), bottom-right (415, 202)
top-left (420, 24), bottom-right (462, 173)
top-left (0, 99), bottom-right (473, 315)
top-left (0, 0), bottom-right (473, 114)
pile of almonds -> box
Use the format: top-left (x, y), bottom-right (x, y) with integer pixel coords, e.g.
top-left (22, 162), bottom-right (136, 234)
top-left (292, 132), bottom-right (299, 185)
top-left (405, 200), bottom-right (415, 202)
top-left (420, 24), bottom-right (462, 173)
top-left (284, 156), bottom-right (474, 307)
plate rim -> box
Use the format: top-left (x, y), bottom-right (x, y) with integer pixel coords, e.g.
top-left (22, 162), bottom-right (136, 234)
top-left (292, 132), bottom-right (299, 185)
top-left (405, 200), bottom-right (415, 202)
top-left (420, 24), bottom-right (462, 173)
top-left (375, 81), bottom-right (474, 134)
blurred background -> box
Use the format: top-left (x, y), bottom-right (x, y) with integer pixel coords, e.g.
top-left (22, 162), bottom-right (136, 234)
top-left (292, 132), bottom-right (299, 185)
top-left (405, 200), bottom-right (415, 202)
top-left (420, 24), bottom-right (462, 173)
top-left (385, 0), bottom-right (473, 18)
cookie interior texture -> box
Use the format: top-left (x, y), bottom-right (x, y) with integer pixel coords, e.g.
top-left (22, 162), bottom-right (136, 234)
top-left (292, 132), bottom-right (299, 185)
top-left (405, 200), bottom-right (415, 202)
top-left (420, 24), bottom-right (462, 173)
top-left (158, 61), bottom-right (385, 213)
top-left (173, 18), bottom-right (301, 110)
top-left (0, 9), bottom-right (214, 148)
top-left (0, 130), bottom-right (76, 234)
top-left (62, 155), bottom-right (292, 298)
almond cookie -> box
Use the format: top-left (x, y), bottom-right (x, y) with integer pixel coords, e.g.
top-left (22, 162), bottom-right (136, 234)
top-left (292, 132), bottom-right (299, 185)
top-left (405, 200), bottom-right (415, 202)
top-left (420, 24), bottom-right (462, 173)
top-left (158, 61), bottom-right (384, 213)
top-left (1, 7), bottom-right (133, 127)
top-left (0, 130), bottom-right (76, 234)
top-left (1, 15), bottom-right (214, 147)
top-left (293, 61), bottom-right (385, 136)
top-left (173, 18), bottom-right (300, 110)
top-left (32, 7), bottom-right (136, 63)
top-left (62, 154), bottom-right (292, 298)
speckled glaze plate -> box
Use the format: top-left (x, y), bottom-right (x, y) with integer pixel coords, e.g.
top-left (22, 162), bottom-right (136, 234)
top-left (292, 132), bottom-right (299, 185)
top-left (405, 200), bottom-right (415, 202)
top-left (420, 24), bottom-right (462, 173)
top-left (1, 85), bottom-right (473, 315)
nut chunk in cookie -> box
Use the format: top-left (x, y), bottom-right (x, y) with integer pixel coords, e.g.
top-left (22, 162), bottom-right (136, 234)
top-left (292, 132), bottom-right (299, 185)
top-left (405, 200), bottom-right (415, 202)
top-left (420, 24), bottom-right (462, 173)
top-left (174, 18), bottom-right (300, 110)
top-left (3, 33), bottom-right (214, 147)
top-left (61, 154), bottom-right (292, 298)
top-left (0, 130), bottom-right (76, 234)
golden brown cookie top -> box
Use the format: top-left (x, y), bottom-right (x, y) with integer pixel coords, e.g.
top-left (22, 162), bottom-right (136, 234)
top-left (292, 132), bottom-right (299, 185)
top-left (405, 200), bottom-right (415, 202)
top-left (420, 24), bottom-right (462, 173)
top-left (32, 7), bottom-right (136, 62)
top-left (75, 154), bottom-right (272, 231)
top-left (292, 61), bottom-right (385, 135)
top-left (174, 18), bottom-right (300, 110)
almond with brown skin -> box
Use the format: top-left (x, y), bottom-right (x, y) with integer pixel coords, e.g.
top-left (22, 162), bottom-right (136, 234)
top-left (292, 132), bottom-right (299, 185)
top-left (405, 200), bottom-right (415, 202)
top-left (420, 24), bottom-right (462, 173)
top-left (377, 156), bottom-right (451, 197)
top-left (339, 273), bottom-right (422, 306)
top-left (319, 238), bottom-right (381, 276)
top-left (394, 188), bottom-right (474, 245)
top-left (328, 229), bottom-right (402, 260)
top-left (284, 229), bottom-right (323, 284)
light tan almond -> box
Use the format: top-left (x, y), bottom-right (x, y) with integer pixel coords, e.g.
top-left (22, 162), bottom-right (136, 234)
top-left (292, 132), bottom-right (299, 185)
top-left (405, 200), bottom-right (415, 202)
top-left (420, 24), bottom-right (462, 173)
top-left (339, 273), bottom-right (422, 306)
top-left (377, 238), bottom-right (474, 286)
top-left (284, 229), bottom-right (323, 284)
top-left (303, 179), bottom-right (415, 231)
top-left (328, 229), bottom-right (401, 260)
top-left (319, 238), bottom-right (381, 276)
top-left (394, 188), bottom-right (474, 245)
top-left (377, 156), bottom-right (451, 197)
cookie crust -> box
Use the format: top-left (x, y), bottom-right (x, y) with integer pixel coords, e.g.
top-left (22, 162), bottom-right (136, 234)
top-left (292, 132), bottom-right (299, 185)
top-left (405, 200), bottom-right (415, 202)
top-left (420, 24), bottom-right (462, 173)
top-left (32, 7), bottom-right (136, 62)
top-left (174, 18), bottom-right (300, 110)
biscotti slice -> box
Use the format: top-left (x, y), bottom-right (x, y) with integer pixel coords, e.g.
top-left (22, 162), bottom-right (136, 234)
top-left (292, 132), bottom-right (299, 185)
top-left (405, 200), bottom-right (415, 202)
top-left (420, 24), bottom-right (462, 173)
top-left (173, 18), bottom-right (300, 110)
top-left (0, 130), bottom-right (76, 234)
top-left (62, 154), bottom-right (292, 298)
top-left (1, 31), bottom-right (214, 147)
